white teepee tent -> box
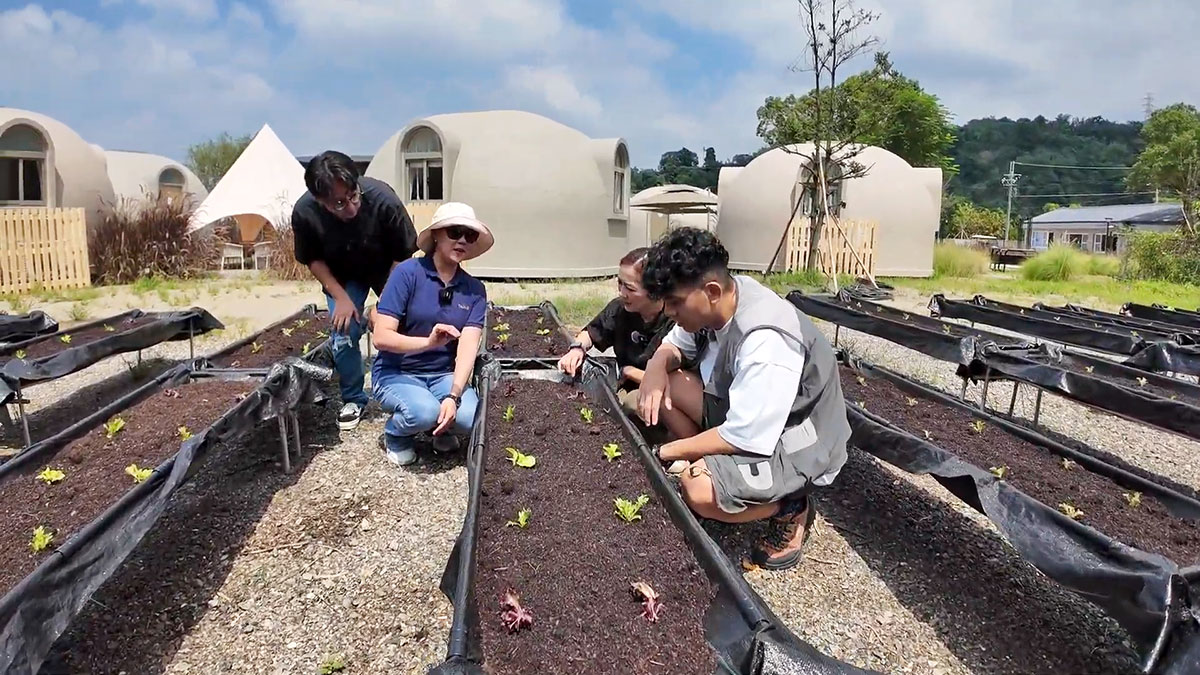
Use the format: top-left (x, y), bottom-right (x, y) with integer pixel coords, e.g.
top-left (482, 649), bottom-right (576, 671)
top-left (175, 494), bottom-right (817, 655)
top-left (189, 123), bottom-right (307, 243)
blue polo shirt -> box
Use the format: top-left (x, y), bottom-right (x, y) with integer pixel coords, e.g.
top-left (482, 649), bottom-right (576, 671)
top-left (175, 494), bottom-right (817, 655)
top-left (374, 257), bottom-right (487, 375)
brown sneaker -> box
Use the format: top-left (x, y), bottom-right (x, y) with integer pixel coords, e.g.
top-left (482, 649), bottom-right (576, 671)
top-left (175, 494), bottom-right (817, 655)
top-left (743, 496), bottom-right (816, 571)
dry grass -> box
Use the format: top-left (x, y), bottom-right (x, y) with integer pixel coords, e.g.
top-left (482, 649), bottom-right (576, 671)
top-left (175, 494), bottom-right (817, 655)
top-left (89, 194), bottom-right (217, 285)
top-left (268, 222), bottom-right (310, 281)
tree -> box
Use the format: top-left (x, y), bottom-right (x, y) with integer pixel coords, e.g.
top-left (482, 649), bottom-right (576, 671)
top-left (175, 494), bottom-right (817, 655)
top-left (186, 132), bottom-right (252, 191)
top-left (948, 201), bottom-right (1007, 239)
top-left (658, 148), bottom-right (699, 174)
top-left (703, 147), bottom-right (720, 171)
top-left (758, 52), bottom-right (956, 172)
top-left (631, 168), bottom-right (663, 193)
top-left (759, 0), bottom-right (881, 275)
top-left (1128, 103), bottom-right (1200, 235)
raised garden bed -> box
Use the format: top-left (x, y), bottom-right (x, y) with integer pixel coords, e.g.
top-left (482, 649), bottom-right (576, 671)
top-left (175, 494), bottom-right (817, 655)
top-left (1125, 303), bottom-right (1200, 331)
top-left (0, 311), bottom-right (57, 346)
top-left (204, 306), bottom-right (331, 370)
top-left (1041, 302), bottom-right (1200, 339)
top-left (0, 361), bottom-right (326, 674)
top-left (433, 361), bottom-right (873, 675)
top-left (485, 302), bottom-right (572, 359)
top-left (0, 314), bottom-right (155, 367)
top-left (838, 354), bottom-right (1200, 672)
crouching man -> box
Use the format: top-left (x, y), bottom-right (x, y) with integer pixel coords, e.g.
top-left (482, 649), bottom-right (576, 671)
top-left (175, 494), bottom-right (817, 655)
top-left (637, 227), bottom-right (850, 571)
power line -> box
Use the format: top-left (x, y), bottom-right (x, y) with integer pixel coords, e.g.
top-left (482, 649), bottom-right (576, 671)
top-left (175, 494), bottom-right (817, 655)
top-left (1013, 160), bottom-right (1132, 171)
top-left (1015, 191), bottom-right (1154, 198)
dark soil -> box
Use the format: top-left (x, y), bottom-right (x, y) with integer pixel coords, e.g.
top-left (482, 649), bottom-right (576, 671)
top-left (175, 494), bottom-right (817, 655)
top-left (474, 377), bottom-right (716, 674)
top-left (0, 315), bottom-right (156, 365)
top-left (210, 311), bottom-right (329, 368)
top-left (840, 367), bottom-right (1200, 565)
top-left (0, 379), bottom-right (255, 595)
top-left (487, 307), bottom-right (570, 358)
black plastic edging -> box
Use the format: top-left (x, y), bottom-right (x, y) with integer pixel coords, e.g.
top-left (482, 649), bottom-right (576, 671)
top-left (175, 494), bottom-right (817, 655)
top-left (1125, 304), bottom-right (1200, 331)
top-left (0, 312), bottom-right (58, 347)
top-left (1048, 303), bottom-right (1200, 339)
top-left (975, 295), bottom-right (1185, 344)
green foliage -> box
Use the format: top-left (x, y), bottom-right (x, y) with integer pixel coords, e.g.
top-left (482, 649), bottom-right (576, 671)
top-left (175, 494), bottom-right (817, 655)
top-left (932, 243), bottom-right (989, 279)
top-left (602, 443), bottom-right (622, 462)
top-left (502, 405), bottom-right (515, 422)
top-left (178, 426), bottom-right (193, 441)
top-left (947, 201), bottom-right (1008, 239)
top-left (59, 334), bottom-right (72, 344)
top-left (1123, 491), bottom-right (1142, 508)
top-left (614, 494), bottom-right (650, 523)
top-left (1086, 254), bottom-right (1120, 277)
top-left (318, 655), bottom-right (346, 674)
top-left (506, 508), bottom-right (532, 529)
top-left (125, 463), bottom-right (153, 483)
top-left (30, 526), bottom-right (53, 553)
top-left (505, 447), bottom-right (536, 469)
top-left (250, 341), bottom-right (263, 354)
top-left (969, 419), bottom-right (985, 435)
top-left (1125, 231), bottom-right (1200, 283)
top-left (1020, 245), bottom-right (1119, 282)
top-left (535, 328), bottom-right (550, 336)
top-left (104, 417), bottom-right (126, 438)
top-left (14, 349), bottom-right (26, 360)
top-left (1128, 103), bottom-right (1200, 231)
top-left (69, 302), bottom-right (89, 321)
top-left (1058, 502), bottom-right (1084, 520)
top-left (36, 467), bottom-right (66, 484)
top-left (579, 407), bottom-right (594, 424)
top-left (757, 53), bottom-right (957, 172)
top-left (186, 131), bottom-right (252, 191)
top-left (630, 146), bottom-right (763, 194)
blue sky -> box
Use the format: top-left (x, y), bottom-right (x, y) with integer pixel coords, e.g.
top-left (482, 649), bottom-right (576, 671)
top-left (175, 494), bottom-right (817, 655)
top-left (3, 0), bottom-right (1198, 168)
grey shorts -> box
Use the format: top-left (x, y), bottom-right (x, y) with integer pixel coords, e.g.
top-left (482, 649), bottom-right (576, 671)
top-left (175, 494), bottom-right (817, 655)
top-left (701, 394), bottom-right (813, 514)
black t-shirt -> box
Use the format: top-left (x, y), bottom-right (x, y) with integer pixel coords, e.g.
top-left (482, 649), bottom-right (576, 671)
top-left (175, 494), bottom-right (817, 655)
top-left (585, 298), bottom-right (674, 372)
top-left (292, 176), bottom-right (418, 295)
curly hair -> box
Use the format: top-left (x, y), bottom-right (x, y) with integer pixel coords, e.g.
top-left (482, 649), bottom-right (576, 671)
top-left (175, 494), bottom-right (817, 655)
top-left (642, 227), bottom-right (731, 299)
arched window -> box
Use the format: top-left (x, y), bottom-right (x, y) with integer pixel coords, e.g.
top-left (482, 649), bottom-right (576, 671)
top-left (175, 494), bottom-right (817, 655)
top-left (613, 143), bottom-right (629, 215)
top-left (158, 167), bottom-right (185, 203)
top-left (799, 160), bottom-right (844, 218)
top-left (402, 126), bottom-right (443, 201)
top-left (0, 124), bottom-right (47, 205)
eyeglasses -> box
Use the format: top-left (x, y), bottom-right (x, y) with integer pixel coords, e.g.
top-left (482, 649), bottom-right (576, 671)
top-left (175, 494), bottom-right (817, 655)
top-left (324, 186), bottom-right (362, 213)
top-left (443, 226), bottom-right (480, 244)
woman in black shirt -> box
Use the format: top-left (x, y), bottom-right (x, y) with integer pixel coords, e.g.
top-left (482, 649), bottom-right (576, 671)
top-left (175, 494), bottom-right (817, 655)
top-left (557, 248), bottom-right (675, 429)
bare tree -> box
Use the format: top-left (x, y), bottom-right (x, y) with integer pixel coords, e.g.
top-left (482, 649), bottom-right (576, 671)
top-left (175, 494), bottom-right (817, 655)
top-left (765, 0), bottom-right (881, 285)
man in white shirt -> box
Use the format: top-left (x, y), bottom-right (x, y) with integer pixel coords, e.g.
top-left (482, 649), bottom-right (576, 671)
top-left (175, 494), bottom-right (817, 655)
top-left (638, 228), bottom-right (850, 571)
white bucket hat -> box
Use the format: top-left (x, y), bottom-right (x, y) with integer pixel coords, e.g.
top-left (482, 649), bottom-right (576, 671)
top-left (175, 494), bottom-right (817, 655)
top-left (416, 202), bottom-right (494, 260)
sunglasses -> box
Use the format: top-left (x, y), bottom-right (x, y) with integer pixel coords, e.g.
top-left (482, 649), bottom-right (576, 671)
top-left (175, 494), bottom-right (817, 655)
top-left (443, 225), bottom-right (480, 244)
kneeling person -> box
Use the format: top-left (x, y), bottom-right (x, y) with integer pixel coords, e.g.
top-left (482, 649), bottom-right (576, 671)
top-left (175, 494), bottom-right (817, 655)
top-left (638, 227), bottom-right (850, 571)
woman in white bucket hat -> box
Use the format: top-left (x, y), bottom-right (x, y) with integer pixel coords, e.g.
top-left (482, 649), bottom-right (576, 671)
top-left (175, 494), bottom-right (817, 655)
top-left (370, 202), bottom-right (494, 466)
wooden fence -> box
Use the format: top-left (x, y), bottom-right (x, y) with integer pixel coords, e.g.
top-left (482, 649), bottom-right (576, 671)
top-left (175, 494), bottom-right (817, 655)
top-left (785, 218), bottom-right (876, 276)
top-left (0, 208), bottom-right (90, 294)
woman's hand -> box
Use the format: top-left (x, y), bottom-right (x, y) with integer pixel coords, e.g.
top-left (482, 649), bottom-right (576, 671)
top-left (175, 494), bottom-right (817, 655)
top-left (557, 347), bottom-right (585, 376)
top-left (433, 397), bottom-right (458, 435)
top-left (427, 323), bottom-right (461, 349)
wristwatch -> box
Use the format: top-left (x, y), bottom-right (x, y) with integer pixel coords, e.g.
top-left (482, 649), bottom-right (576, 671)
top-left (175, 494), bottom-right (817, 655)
top-left (445, 393), bottom-right (462, 406)
top-left (568, 341), bottom-right (585, 353)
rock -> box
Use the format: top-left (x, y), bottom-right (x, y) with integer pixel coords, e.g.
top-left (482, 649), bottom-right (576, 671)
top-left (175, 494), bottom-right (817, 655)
top-left (360, 518), bottom-right (373, 532)
top-left (242, 624), bottom-right (254, 634)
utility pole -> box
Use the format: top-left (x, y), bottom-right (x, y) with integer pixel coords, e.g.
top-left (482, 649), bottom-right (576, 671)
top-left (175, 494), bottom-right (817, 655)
top-left (1001, 161), bottom-right (1021, 245)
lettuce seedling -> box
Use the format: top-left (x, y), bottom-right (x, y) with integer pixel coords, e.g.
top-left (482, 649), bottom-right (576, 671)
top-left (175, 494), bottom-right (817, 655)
top-left (988, 466), bottom-right (1008, 479)
top-left (497, 333), bottom-right (509, 344)
top-left (59, 334), bottom-right (72, 344)
top-left (506, 508), bottom-right (532, 529)
top-left (614, 494), bottom-right (649, 523)
top-left (1058, 502), bottom-right (1084, 520)
top-left (103, 324), bottom-right (116, 332)
top-left (922, 429), bottom-right (932, 440)
top-left (14, 349), bottom-right (26, 359)
top-left (602, 443), bottom-right (621, 462)
top-left (942, 325), bottom-right (952, 335)
top-left (318, 655), bottom-right (346, 674)
top-left (36, 467), bottom-right (65, 484)
top-left (293, 319), bottom-right (309, 329)
top-left (906, 397), bottom-right (918, 407)
top-left (494, 323), bottom-right (510, 332)
top-left (535, 328), bottom-right (550, 336)
top-left (1061, 457), bottom-right (1076, 470)
top-left (502, 405), bottom-right (516, 422)
top-left (579, 407), bottom-right (594, 424)
top-left (250, 341), bottom-right (263, 354)
top-left (104, 417), bottom-right (126, 438)
top-left (969, 419), bottom-right (985, 435)
top-left (126, 463), bottom-right (153, 483)
top-left (536, 316), bottom-right (544, 325)
top-left (316, 330), bottom-right (329, 339)
top-left (1136, 377), bottom-right (1148, 387)
top-left (631, 581), bottom-right (662, 622)
top-left (302, 342), bottom-right (312, 355)
top-left (902, 313), bottom-right (910, 320)
top-left (500, 590), bottom-right (533, 633)
top-left (30, 526), bottom-right (53, 553)
top-left (1123, 491), bottom-right (1142, 508)
top-left (282, 327), bottom-right (295, 337)
top-left (178, 426), bottom-right (193, 441)
top-left (855, 375), bottom-right (866, 386)
top-left (1085, 365), bottom-right (1095, 374)
top-left (505, 447), bottom-right (536, 468)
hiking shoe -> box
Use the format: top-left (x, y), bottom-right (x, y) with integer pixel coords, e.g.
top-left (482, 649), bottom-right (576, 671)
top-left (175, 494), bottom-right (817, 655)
top-left (743, 496), bottom-right (816, 571)
top-left (431, 434), bottom-right (460, 454)
top-left (379, 434), bottom-right (416, 467)
top-left (337, 402), bottom-right (364, 431)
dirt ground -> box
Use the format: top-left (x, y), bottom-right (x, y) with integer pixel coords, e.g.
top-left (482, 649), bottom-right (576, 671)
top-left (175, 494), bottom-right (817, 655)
top-left (4, 275), bottom-right (1180, 674)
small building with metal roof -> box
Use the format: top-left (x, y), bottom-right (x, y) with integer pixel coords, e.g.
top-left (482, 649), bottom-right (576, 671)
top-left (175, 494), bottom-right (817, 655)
top-left (1029, 203), bottom-right (1185, 253)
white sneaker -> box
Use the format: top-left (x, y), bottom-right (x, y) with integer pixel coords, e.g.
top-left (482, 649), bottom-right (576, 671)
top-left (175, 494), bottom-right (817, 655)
top-left (379, 434), bottom-right (416, 466)
top-left (431, 434), bottom-right (460, 454)
top-left (337, 402), bottom-right (364, 431)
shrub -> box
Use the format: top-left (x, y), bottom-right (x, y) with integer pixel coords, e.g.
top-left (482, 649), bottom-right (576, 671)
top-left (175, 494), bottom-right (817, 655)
top-left (932, 242), bottom-right (989, 278)
top-left (90, 194), bottom-right (216, 285)
top-left (1126, 231), bottom-right (1200, 283)
top-left (1085, 253), bottom-right (1121, 277)
top-left (1021, 245), bottom-right (1086, 281)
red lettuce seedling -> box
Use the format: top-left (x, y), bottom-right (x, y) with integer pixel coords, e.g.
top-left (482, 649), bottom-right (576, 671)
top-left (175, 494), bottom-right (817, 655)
top-left (500, 589), bottom-right (533, 633)
top-left (630, 581), bottom-right (662, 622)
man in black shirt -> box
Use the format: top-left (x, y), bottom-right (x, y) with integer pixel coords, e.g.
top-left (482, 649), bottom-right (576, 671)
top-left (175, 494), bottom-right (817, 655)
top-left (293, 151), bottom-right (418, 431)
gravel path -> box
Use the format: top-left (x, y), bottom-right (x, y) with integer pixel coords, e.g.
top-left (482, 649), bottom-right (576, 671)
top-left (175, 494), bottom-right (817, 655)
top-left (14, 284), bottom-right (1196, 674)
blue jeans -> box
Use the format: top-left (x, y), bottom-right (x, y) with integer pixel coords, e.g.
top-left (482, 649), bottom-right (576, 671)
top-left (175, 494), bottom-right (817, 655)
top-left (325, 281), bottom-right (370, 407)
top-left (372, 370), bottom-right (479, 451)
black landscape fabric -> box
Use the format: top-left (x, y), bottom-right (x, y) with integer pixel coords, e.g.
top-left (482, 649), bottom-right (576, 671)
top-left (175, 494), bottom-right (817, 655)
top-left (1124, 303), bottom-right (1200, 331)
top-left (0, 309), bottom-right (225, 405)
top-left (1045, 303), bottom-right (1200, 339)
top-left (840, 354), bottom-right (1200, 674)
top-left (1124, 342), bottom-right (1200, 376)
top-left (974, 295), bottom-right (1190, 345)
top-left (0, 312), bottom-right (58, 346)
top-left (0, 358), bottom-right (330, 675)
top-left (430, 357), bottom-right (875, 675)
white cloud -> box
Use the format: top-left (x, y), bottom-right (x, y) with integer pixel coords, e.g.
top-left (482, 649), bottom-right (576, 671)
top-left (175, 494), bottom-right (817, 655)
top-left (101, 0), bottom-right (218, 21)
top-left (504, 65), bottom-right (604, 119)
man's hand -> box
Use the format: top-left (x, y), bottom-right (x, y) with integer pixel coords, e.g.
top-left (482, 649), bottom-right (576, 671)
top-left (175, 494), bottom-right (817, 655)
top-left (433, 398), bottom-right (457, 435)
top-left (427, 323), bottom-right (461, 349)
top-left (557, 348), bottom-right (585, 376)
top-left (638, 360), bottom-right (671, 426)
top-left (331, 295), bottom-right (360, 333)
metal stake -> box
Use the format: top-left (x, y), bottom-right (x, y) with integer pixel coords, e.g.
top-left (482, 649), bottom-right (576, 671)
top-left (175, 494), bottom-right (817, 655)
top-left (979, 369), bottom-right (991, 410)
top-left (15, 381), bottom-right (30, 448)
top-left (278, 417), bottom-right (291, 474)
top-left (959, 378), bottom-right (968, 401)
top-left (1033, 389), bottom-right (1044, 427)
top-left (834, 325), bottom-right (841, 348)
top-left (1007, 382), bottom-right (1020, 418)
top-left (188, 322), bottom-right (195, 360)
top-left (136, 350), bottom-right (142, 366)
top-left (289, 413), bottom-right (301, 461)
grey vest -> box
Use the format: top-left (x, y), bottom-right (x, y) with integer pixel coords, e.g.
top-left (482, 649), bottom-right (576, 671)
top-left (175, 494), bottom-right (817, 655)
top-left (703, 276), bottom-right (850, 483)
